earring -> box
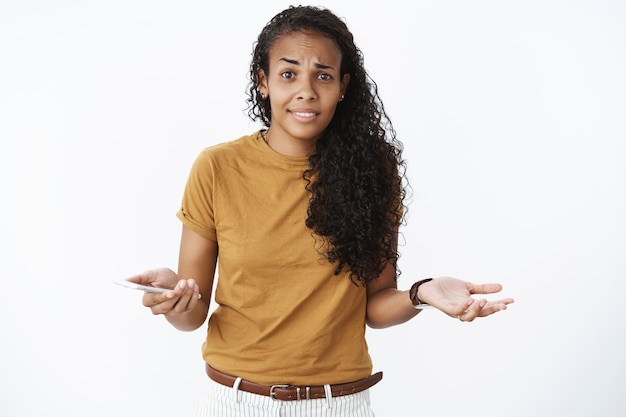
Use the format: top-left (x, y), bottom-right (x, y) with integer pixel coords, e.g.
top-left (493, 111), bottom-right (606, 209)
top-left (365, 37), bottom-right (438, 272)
top-left (339, 94), bottom-right (345, 102)
top-left (259, 91), bottom-right (266, 99)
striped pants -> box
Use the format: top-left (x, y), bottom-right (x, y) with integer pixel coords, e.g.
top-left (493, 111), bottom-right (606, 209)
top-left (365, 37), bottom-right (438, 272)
top-left (192, 377), bottom-right (376, 417)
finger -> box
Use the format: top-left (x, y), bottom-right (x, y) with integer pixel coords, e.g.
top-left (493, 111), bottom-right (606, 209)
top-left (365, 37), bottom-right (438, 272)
top-left (170, 279), bottom-right (201, 313)
top-left (444, 298), bottom-right (474, 321)
top-left (438, 297), bottom-right (474, 319)
top-left (145, 293), bottom-right (179, 315)
top-left (503, 297), bottom-right (515, 305)
top-left (172, 289), bottom-right (195, 313)
top-left (477, 298), bottom-right (515, 317)
top-left (459, 299), bottom-right (487, 322)
top-left (468, 283), bottom-right (503, 295)
top-left (126, 272), bottom-right (157, 286)
top-left (142, 291), bottom-right (166, 308)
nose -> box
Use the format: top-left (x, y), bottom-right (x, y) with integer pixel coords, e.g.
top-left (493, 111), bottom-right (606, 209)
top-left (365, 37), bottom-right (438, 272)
top-left (296, 77), bottom-right (317, 101)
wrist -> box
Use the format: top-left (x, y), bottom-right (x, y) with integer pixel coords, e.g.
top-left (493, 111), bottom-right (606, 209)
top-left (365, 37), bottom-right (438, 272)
top-left (409, 278), bottom-right (434, 309)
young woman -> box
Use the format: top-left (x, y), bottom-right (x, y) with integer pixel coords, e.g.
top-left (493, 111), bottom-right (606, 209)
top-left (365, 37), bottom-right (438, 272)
top-left (126, 5), bottom-right (514, 416)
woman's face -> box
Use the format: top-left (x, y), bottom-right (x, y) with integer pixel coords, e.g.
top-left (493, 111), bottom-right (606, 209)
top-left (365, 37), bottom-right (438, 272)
top-left (258, 30), bottom-right (350, 157)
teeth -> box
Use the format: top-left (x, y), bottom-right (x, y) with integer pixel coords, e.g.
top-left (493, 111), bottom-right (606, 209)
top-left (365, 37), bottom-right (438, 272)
top-left (293, 112), bottom-right (316, 117)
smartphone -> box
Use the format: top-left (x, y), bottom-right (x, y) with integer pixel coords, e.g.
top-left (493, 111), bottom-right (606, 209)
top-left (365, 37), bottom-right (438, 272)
top-left (113, 280), bottom-right (171, 293)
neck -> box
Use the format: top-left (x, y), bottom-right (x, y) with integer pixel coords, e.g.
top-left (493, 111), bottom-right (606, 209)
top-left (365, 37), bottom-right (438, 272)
top-left (264, 129), bottom-right (316, 157)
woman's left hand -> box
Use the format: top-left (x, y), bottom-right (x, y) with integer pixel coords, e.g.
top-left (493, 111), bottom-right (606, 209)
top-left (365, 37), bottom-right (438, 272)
top-left (417, 277), bottom-right (514, 322)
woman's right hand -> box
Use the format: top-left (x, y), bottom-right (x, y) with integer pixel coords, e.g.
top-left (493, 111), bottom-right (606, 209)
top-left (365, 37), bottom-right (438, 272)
top-left (125, 267), bottom-right (201, 316)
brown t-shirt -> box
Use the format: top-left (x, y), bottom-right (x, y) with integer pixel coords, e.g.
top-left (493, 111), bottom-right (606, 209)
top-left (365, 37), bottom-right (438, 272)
top-left (176, 131), bottom-right (372, 386)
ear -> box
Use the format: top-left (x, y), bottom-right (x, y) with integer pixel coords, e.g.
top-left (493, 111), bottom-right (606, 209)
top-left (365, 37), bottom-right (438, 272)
top-left (340, 73), bottom-right (350, 98)
top-left (257, 68), bottom-right (269, 98)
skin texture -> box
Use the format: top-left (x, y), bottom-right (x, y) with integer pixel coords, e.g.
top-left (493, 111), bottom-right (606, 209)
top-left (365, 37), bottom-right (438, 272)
top-left (257, 30), bottom-right (350, 157)
top-left (126, 29), bottom-right (513, 331)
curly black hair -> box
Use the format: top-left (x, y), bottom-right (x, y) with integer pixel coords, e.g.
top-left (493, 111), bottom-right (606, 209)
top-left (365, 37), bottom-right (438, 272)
top-left (246, 5), bottom-right (408, 285)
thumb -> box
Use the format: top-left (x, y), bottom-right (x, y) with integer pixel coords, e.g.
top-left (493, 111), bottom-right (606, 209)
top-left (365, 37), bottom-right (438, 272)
top-left (125, 269), bottom-right (160, 286)
top-left (469, 282), bottom-right (503, 295)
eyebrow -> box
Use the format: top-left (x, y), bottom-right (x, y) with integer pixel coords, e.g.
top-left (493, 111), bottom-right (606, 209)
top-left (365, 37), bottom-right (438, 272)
top-left (279, 57), bottom-right (335, 70)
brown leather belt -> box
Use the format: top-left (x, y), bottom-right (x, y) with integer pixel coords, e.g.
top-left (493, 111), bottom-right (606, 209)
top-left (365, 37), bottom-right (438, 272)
top-left (205, 363), bottom-right (382, 401)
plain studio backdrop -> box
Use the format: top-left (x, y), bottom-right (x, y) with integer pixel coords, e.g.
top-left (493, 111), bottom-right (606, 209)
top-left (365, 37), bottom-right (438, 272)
top-left (1, 1), bottom-right (624, 416)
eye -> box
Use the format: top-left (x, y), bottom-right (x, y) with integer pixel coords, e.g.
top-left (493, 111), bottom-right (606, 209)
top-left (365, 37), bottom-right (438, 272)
top-left (318, 73), bottom-right (332, 81)
top-left (281, 71), bottom-right (295, 79)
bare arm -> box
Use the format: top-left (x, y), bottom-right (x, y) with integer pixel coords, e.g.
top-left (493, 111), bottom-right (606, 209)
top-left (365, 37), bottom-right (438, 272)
top-left (125, 225), bottom-right (217, 331)
top-left (366, 267), bottom-right (417, 328)
top-left (366, 235), bottom-right (514, 328)
top-left (166, 225), bottom-right (217, 330)
top-left (366, 272), bottom-right (514, 328)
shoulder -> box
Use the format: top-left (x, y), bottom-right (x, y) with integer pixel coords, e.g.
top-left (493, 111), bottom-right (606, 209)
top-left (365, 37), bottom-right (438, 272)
top-left (194, 132), bottom-right (262, 163)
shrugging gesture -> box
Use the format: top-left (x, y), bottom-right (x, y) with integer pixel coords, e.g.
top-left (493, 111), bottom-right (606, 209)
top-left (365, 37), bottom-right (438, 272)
top-left (414, 277), bottom-right (515, 322)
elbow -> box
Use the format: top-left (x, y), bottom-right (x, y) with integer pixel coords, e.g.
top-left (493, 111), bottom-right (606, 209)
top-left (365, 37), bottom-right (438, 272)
top-left (169, 320), bottom-right (205, 332)
top-left (365, 303), bottom-right (393, 328)
top-left (366, 315), bottom-right (395, 329)
top-left (366, 308), bottom-right (419, 329)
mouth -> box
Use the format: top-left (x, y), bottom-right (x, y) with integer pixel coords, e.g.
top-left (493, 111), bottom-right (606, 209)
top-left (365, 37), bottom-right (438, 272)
top-left (290, 110), bottom-right (319, 122)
